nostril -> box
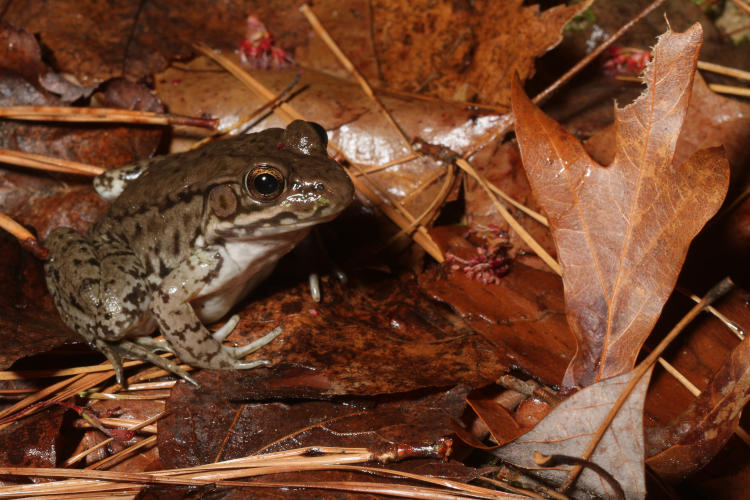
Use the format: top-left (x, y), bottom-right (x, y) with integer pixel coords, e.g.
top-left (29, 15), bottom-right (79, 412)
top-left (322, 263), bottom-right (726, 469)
top-left (314, 182), bottom-right (325, 192)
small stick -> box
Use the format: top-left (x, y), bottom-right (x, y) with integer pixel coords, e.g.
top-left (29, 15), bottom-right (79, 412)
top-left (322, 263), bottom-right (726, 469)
top-left (705, 83), bottom-right (750, 98)
top-left (730, 0), bottom-right (750, 17)
top-left (194, 43), bottom-right (299, 125)
top-left (618, 74), bottom-right (750, 97)
top-left (88, 435), bottom-right (158, 470)
top-left (686, 293), bottom-right (744, 340)
top-left (299, 4), bottom-right (413, 151)
top-left (698, 60), bottom-right (750, 82)
top-left (0, 213), bottom-right (47, 259)
top-left (354, 154), bottom-right (419, 175)
top-left (535, 452), bottom-right (624, 500)
top-left (0, 148), bottom-right (105, 176)
top-left (189, 72), bottom-right (302, 150)
top-left (560, 277), bottom-right (734, 493)
top-left (0, 106), bottom-right (218, 129)
top-left (373, 86), bottom-right (510, 113)
top-left (486, 182), bottom-right (548, 226)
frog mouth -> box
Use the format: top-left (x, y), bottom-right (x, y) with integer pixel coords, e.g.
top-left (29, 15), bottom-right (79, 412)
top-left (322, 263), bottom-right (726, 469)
top-left (214, 205), bottom-right (343, 239)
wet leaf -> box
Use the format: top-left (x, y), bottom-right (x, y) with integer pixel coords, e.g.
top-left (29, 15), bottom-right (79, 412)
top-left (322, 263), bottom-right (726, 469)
top-left (584, 72), bottom-right (750, 198)
top-left (2, 0), bottom-right (302, 84)
top-left (646, 314), bottom-right (750, 481)
top-left (422, 226), bottom-right (575, 386)
top-left (0, 406), bottom-right (65, 469)
top-left (511, 23), bottom-right (730, 387)
top-left (493, 369), bottom-right (653, 499)
top-left (0, 233), bottom-right (76, 369)
top-left (223, 269), bottom-right (505, 395)
top-left (159, 377), bottom-right (468, 467)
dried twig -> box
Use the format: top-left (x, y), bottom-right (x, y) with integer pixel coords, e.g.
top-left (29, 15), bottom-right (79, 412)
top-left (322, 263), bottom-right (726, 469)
top-left (698, 60), bottom-right (750, 82)
top-left (0, 148), bottom-right (104, 176)
top-left (299, 4), bottom-right (413, 151)
top-left (456, 157), bottom-right (560, 274)
top-left (0, 106), bottom-right (218, 128)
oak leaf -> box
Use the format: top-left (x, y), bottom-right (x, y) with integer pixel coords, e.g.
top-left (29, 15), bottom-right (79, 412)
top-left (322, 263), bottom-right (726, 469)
top-left (511, 23), bottom-right (730, 387)
top-left (493, 369), bottom-right (653, 498)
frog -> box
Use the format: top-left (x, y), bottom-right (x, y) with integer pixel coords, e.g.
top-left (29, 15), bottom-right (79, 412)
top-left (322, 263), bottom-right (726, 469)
top-left (44, 120), bottom-right (354, 386)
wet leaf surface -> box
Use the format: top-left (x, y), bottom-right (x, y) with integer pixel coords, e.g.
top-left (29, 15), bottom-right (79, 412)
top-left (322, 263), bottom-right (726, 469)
top-left (422, 226), bottom-right (575, 386)
top-left (160, 378), bottom-right (468, 467)
top-left (512, 24), bottom-right (730, 387)
top-left (0, 406), bottom-right (65, 471)
top-left (224, 267), bottom-right (505, 395)
top-left (644, 290), bottom-right (750, 481)
top-left (0, 233), bottom-right (76, 369)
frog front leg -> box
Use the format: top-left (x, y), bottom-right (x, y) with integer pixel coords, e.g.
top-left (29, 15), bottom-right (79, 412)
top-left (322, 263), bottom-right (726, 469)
top-left (151, 248), bottom-right (282, 371)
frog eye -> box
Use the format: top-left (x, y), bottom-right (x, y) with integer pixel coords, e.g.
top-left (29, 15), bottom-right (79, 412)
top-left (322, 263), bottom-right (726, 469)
top-left (245, 165), bottom-right (285, 201)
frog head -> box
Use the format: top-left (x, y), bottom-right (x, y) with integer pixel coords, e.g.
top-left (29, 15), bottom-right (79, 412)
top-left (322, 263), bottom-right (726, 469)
top-left (205, 120), bottom-right (354, 241)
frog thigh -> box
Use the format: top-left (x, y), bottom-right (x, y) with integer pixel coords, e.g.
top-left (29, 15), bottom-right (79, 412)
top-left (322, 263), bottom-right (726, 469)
top-left (151, 248), bottom-right (274, 370)
top-left (44, 227), bottom-right (151, 342)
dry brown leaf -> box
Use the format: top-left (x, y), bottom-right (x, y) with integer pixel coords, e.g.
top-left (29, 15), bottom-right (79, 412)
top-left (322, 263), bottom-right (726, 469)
top-left (372, 0), bottom-right (591, 105)
top-left (493, 369), bottom-right (653, 499)
top-left (511, 23), bottom-right (730, 387)
top-left (585, 72), bottom-right (750, 197)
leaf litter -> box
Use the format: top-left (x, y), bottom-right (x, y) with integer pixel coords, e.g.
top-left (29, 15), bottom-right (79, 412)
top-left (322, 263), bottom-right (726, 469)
top-left (0, 1), bottom-right (744, 498)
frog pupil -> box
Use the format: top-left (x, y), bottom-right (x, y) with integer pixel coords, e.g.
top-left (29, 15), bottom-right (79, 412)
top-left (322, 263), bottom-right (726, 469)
top-left (254, 173), bottom-right (279, 195)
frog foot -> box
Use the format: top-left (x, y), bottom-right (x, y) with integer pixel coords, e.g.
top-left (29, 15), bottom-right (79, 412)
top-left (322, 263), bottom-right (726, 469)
top-left (96, 338), bottom-right (199, 387)
top-left (212, 318), bottom-right (283, 369)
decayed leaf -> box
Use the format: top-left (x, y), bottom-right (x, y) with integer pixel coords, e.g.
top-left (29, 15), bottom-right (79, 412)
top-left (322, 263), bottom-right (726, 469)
top-left (493, 369), bottom-right (653, 499)
top-left (2, 0), bottom-right (302, 83)
top-left (160, 377), bottom-right (468, 468)
top-left (0, 406), bottom-right (65, 469)
top-left (646, 333), bottom-right (750, 481)
top-left (372, 0), bottom-right (591, 105)
top-left (511, 23), bottom-right (730, 387)
top-left (0, 233), bottom-right (77, 368)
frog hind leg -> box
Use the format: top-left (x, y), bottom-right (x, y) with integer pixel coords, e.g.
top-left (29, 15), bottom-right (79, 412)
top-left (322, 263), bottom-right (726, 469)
top-left (152, 248), bottom-right (280, 371)
top-left (44, 228), bottom-right (158, 385)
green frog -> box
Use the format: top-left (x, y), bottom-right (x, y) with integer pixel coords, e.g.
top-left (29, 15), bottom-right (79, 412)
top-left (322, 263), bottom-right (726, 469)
top-left (44, 120), bottom-right (353, 386)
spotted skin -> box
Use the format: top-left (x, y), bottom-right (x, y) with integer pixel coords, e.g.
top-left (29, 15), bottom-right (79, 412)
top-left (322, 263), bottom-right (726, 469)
top-left (44, 120), bottom-right (354, 386)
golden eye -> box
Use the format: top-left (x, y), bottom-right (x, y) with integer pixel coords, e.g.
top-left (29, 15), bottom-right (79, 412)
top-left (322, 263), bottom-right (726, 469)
top-left (245, 166), bottom-right (284, 201)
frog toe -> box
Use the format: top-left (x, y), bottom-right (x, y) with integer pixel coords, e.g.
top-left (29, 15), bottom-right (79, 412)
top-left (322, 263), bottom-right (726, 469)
top-left (211, 314), bottom-right (241, 342)
top-left (230, 326), bottom-right (283, 357)
top-left (93, 338), bottom-right (126, 386)
top-left (134, 336), bottom-right (174, 353)
top-left (233, 359), bottom-right (272, 370)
